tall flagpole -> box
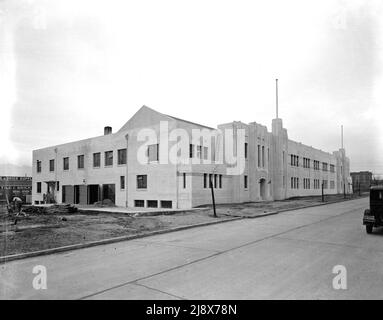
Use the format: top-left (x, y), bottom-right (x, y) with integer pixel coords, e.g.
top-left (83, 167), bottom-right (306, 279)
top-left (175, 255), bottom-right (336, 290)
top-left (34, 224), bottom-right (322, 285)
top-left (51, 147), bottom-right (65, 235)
top-left (276, 78), bottom-right (279, 119)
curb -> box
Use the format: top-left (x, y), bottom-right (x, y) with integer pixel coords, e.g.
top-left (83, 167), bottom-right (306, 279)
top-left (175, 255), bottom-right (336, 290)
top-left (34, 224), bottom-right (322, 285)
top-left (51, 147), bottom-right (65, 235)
top-left (77, 207), bottom-right (207, 217)
top-left (0, 216), bottom-right (241, 264)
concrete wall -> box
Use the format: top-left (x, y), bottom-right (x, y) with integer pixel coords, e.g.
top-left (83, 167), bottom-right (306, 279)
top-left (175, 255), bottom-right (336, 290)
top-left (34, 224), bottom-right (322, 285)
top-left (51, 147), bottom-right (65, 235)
top-left (32, 106), bottom-right (352, 209)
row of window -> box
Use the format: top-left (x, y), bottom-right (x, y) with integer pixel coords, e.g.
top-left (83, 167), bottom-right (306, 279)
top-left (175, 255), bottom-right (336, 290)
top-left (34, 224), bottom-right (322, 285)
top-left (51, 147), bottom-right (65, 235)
top-left (290, 155), bottom-right (335, 172)
top-left (202, 173), bottom-right (223, 189)
top-left (134, 200), bottom-right (172, 208)
top-left (36, 149), bottom-right (127, 173)
top-left (292, 177), bottom-right (335, 190)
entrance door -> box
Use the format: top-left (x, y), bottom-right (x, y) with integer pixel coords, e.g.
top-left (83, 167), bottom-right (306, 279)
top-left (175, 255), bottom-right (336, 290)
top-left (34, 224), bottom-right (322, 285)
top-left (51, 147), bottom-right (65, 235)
top-left (260, 178), bottom-right (267, 200)
top-left (74, 185), bottom-right (80, 204)
top-left (88, 184), bottom-right (100, 204)
top-left (102, 184), bottom-right (115, 204)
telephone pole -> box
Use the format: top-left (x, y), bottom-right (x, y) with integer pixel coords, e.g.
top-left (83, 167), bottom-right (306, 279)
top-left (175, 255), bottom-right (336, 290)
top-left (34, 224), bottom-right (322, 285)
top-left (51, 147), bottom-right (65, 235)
top-left (276, 78), bottom-right (279, 119)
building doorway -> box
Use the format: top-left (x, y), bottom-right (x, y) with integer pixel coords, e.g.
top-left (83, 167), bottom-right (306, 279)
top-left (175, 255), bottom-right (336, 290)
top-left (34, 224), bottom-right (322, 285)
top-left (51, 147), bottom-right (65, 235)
top-left (102, 184), bottom-right (115, 204)
top-left (88, 184), bottom-right (100, 204)
top-left (260, 178), bottom-right (267, 200)
top-left (45, 181), bottom-right (56, 203)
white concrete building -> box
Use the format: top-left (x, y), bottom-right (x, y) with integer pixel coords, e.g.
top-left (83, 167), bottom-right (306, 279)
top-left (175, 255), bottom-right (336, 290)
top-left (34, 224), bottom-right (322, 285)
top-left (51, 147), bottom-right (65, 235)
top-left (32, 106), bottom-right (351, 209)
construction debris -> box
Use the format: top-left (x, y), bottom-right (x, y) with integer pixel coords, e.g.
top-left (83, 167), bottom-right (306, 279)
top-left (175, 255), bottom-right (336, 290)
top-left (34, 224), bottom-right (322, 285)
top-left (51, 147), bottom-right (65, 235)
top-left (23, 204), bottom-right (78, 215)
top-left (93, 199), bottom-right (116, 207)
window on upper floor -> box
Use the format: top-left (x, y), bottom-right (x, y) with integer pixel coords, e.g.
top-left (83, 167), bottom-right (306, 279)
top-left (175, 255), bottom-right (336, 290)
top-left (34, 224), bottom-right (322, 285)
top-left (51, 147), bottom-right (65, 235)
top-left (37, 160), bottom-right (42, 173)
top-left (49, 159), bottom-right (54, 172)
top-left (244, 143), bottom-right (248, 159)
top-left (105, 151), bottom-right (113, 166)
top-left (137, 175), bottom-right (147, 189)
top-left (189, 144), bottom-right (195, 158)
top-left (147, 144), bottom-right (159, 162)
top-left (63, 157), bottom-right (69, 170)
top-left (77, 155), bottom-right (84, 169)
top-left (118, 149), bottom-right (127, 165)
top-left (93, 152), bottom-right (100, 168)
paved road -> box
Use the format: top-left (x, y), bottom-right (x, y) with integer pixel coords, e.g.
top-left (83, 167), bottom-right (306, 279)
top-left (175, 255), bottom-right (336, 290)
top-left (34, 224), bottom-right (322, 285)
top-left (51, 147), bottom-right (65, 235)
top-left (1, 197), bottom-right (382, 299)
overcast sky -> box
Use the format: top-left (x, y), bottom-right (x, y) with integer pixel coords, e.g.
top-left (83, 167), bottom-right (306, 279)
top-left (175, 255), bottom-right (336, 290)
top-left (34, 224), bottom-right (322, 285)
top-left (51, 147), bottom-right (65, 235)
top-left (0, 0), bottom-right (382, 176)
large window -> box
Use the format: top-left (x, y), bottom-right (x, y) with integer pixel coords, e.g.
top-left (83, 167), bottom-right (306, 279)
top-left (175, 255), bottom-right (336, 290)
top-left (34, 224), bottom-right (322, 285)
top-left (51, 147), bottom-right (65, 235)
top-left (330, 164), bottom-right (335, 173)
top-left (63, 157), bottom-right (69, 170)
top-left (204, 173), bottom-right (207, 188)
top-left (303, 157), bottom-right (310, 168)
top-left (322, 162), bottom-right (328, 171)
top-left (244, 143), bottom-right (248, 159)
top-left (262, 146), bottom-right (265, 167)
top-left (120, 176), bottom-right (125, 190)
top-left (291, 155), bottom-right (299, 167)
top-left (118, 149), bottom-right (127, 165)
top-left (37, 182), bottom-right (41, 193)
top-left (93, 152), bottom-right (100, 167)
top-left (77, 155), bottom-right (84, 169)
top-left (105, 151), bottom-right (113, 166)
top-left (257, 145), bottom-right (261, 167)
top-left (137, 175), bottom-right (147, 189)
top-left (49, 159), bottom-right (54, 172)
top-left (37, 160), bottom-right (42, 173)
top-left (147, 144), bottom-right (159, 162)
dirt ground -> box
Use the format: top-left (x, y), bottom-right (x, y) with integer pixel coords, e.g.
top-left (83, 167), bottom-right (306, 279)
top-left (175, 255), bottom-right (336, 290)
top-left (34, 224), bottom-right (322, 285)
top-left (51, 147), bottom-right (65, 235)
top-left (0, 193), bottom-right (367, 257)
top-left (0, 206), bottom-right (229, 257)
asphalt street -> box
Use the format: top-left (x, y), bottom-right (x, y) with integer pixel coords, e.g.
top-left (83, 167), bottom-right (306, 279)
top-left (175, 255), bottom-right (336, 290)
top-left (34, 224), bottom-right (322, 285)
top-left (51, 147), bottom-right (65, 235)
top-left (1, 197), bottom-right (381, 299)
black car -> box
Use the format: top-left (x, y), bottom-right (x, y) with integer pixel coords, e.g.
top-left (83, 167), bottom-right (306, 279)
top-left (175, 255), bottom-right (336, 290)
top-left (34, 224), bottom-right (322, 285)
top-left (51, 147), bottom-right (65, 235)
top-left (363, 186), bottom-right (383, 234)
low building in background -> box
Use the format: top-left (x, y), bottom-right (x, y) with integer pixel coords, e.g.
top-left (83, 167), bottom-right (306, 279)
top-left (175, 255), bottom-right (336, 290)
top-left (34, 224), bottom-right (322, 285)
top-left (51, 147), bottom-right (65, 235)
top-left (351, 171), bottom-right (373, 192)
top-left (0, 176), bottom-right (32, 204)
top-left (32, 106), bottom-right (352, 208)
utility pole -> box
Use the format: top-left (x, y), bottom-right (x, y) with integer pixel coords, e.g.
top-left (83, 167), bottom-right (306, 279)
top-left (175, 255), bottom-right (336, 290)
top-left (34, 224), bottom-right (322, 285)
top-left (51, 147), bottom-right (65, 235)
top-left (276, 78), bottom-right (279, 118)
top-left (321, 182), bottom-right (324, 202)
top-left (210, 175), bottom-right (217, 217)
top-left (344, 183), bottom-right (346, 199)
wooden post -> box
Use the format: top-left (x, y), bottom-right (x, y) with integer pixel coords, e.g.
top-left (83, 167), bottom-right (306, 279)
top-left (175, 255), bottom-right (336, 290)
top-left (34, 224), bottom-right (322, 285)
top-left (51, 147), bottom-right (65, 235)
top-left (321, 182), bottom-right (324, 202)
top-left (210, 176), bottom-right (217, 217)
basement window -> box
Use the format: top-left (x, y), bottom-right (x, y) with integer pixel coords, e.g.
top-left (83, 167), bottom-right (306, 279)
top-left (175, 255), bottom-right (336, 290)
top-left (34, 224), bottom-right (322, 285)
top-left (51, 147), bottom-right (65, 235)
top-left (161, 200), bottom-right (172, 209)
top-left (134, 200), bottom-right (144, 207)
top-left (147, 200), bottom-right (158, 208)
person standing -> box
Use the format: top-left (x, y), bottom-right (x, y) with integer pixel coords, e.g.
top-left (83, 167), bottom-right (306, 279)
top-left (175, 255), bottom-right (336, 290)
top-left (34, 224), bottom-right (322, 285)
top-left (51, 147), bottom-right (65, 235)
top-left (12, 196), bottom-right (26, 217)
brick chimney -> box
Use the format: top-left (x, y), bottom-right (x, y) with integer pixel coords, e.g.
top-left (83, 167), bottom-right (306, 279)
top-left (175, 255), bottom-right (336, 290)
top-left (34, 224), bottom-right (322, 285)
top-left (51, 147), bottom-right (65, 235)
top-left (104, 126), bottom-right (112, 135)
